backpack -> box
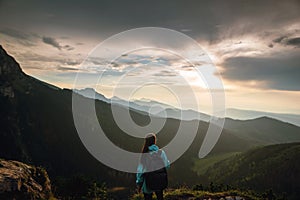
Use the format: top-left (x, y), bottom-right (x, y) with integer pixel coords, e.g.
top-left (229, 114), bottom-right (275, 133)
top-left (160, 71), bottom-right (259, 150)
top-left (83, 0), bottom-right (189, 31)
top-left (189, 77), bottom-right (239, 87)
top-left (143, 150), bottom-right (168, 191)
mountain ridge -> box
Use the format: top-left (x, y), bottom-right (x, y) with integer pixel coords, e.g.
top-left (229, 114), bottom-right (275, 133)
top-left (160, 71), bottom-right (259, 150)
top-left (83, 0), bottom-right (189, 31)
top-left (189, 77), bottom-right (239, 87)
top-left (74, 86), bottom-right (300, 127)
top-left (226, 108), bottom-right (300, 127)
top-left (75, 87), bottom-right (300, 128)
top-left (204, 142), bottom-right (300, 199)
top-left (0, 45), bottom-right (24, 77)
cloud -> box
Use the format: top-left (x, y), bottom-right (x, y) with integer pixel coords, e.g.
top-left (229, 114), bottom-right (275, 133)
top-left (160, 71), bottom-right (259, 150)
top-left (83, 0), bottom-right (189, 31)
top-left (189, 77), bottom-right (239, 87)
top-left (273, 36), bottom-right (288, 43)
top-left (0, 28), bottom-right (38, 46)
top-left (272, 35), bottom-right (300, 48)
top-left (285, 37), bottom-right (300, 47)
top-left (13, 50), bottom-right (84, 72)
top-left (19, 51), bottom-right (81, 64)
top-left (1, 29), bottom-right (75, 51)
top-left (180, 65), bottom-right (194, 71)
top-left (221, 52), bottom-right (300, 91)
top-left (180, 29), bottom-right (192, 32)
top-left (1, 1), bottom-right (299, 91)
top-left (56, 66), bottom-right (78, 71)
top-left (65, 60), bottom-right (81, 66)
top-left (1, 0), bottom-right (299, 44)
top-left (152, 70), bottom-right (178, 77)
top-left (42, 36), bottom-right (62, 50)
top-left (42, 36), bottom-right (75, 51)
top-left (0, 28), bottom-right (31, 40)
top-left (63, 44), bottom-right (75, 51)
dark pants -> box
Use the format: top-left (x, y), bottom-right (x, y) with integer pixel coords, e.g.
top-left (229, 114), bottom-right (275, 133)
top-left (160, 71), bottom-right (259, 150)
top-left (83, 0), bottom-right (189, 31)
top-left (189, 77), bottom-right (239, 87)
top-left (143, 190), bottom-right (163, 200)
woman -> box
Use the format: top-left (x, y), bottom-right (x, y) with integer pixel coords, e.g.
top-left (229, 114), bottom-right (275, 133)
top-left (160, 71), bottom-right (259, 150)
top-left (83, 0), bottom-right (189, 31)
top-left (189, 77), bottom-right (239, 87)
top-left (136, 133), bottom-right (170, 200)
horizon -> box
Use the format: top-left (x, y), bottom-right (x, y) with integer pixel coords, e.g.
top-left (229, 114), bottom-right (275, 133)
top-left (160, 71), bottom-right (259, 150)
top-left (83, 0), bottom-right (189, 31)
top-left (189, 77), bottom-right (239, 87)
top-left (73, 86), bottom-right (300, 117)
top-left (1, 0), bottom-right (300, 115)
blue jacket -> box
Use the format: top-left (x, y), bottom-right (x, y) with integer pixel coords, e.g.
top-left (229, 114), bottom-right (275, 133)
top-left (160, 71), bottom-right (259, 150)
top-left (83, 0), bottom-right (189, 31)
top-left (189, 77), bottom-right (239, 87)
top-left (136, 144), bottom-right (170, 193)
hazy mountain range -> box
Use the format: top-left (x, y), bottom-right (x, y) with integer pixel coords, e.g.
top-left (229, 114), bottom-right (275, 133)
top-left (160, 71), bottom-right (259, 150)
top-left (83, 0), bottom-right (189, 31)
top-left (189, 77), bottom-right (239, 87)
top-left (74, 88), bottom-right (300, 127)
top-left (226, 108), bottom-right (300, 127)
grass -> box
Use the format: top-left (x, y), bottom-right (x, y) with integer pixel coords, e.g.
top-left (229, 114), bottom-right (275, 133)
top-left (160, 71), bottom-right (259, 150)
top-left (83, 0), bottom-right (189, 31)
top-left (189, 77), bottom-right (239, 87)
top-left (192, 152), bottom-right (240, 176)
top-left (130, 187), bottom-right (260, 200)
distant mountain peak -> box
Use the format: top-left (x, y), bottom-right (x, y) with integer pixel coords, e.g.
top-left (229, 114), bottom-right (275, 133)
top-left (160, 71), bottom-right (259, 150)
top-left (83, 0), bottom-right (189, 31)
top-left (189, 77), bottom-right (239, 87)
top-left (226, 108), bottom-right (300, 127)
top-left (73, 88), bottom-right (109, 102)
top-left (80, 87), bottom-right (96, 92)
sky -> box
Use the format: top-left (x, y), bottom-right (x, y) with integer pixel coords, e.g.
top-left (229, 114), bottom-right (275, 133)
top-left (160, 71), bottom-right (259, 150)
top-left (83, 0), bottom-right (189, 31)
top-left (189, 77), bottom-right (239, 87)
top-left (0, 0), bottom-right (300, 114)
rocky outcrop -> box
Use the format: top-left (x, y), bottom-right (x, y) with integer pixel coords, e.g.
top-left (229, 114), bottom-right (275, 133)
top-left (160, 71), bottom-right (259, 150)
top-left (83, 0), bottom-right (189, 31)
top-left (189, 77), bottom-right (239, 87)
top-left (0, 45), bottom-right (24, 78)
top-left (0, 159), bottom-right (52, 199)
top-left (0, 45), bottom-right (27, 99)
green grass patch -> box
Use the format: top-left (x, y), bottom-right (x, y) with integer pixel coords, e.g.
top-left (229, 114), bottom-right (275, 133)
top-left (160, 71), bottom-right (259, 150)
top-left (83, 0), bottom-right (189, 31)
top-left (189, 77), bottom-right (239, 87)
top-left (192, 152), bottom-right (240, 176)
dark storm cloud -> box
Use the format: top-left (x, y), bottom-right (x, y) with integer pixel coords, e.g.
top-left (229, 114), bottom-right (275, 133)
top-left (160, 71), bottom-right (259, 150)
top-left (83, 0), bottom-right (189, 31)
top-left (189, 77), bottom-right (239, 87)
top-left (0, 0), bottom-right (299, 42)
top-left (42, 36), bottom-right (62, 50)
top-left (42, 36), bottom-right (75, 51)
top-left (222, 52), bottom-right (300, 91)
top-left (272, 35), bottom-right (300, 48)
top-left (285, 37), bottom-right (300, 47)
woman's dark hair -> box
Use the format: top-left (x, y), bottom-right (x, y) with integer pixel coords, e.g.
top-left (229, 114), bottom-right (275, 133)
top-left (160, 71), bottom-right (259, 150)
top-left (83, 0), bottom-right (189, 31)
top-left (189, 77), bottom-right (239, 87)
top-left (141, 133), bottom-right (156, 153)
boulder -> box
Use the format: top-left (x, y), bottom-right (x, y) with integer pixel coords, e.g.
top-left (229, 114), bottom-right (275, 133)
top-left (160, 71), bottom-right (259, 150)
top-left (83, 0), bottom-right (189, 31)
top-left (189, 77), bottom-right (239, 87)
top-left (0, 159), bottom-right (52, 199)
